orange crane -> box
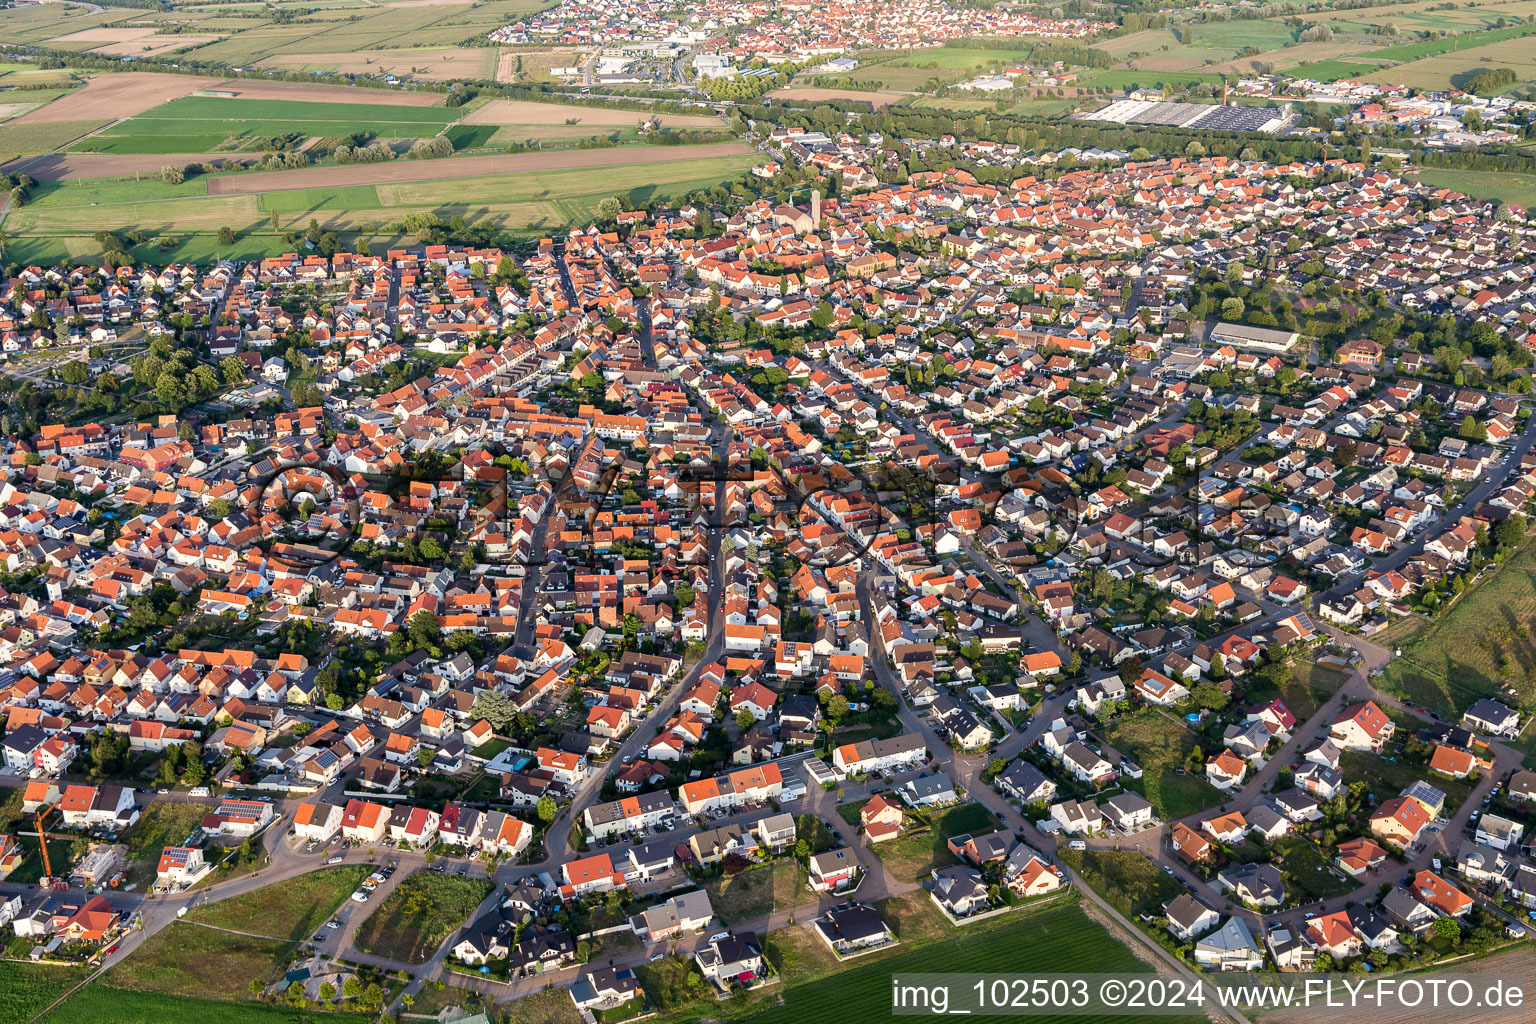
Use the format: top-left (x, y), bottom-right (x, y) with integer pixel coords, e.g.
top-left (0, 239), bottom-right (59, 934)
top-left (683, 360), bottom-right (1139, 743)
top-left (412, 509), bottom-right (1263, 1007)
top-left (33, 797), bottom-right (68, 888)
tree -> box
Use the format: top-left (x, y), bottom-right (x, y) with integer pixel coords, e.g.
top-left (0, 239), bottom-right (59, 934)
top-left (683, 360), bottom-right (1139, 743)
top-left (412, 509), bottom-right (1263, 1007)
top-left (1333, 440), bottom-right (1357, 468)
top-left (735, 708), bottom-right (757, 730)
top-left (1191, 681), bottom-right (1229, 711)
top-left (161, 165), bottom-right (184, 185)
top-left (1431, 916), bottom-right (1461, 944)
top-left (825, 694), bottom-right (850, 723)
top-left (1458, 416), bottom-right (1486, 442)
top-left (1221, 297), bottom-right (1245, 320)
top-left (59, 360), bottom-right (88, 385)
top-left (597, 196), bottom-right (622, 222)
top-left (217, 226), bottom-right (236, 245)
top-left (319, 982), bottom-right (336, 1002)
top-left (220, 356), bottom-right (248, 386)
top-left (1494, 514), bottom-right (1526, 550)
top-left (407, 609), bottom-right (441, 649)
top-left (470, 689), bottom-right (516, 732)
top-left (536, 795), bottom-right (558, 824)
top-left (342, 977), bottom-right (362, 999)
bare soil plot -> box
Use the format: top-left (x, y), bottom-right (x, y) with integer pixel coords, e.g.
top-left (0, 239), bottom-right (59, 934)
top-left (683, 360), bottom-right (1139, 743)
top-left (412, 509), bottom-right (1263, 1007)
top-left (769, 86), bottom-right (905, 107)
top-left (460, 98), bottom-right (722, 127)
top-left (9, 152), bottom-right (251, 179)
top-left (205, 140), bottom-right (752, 194)
top-left (11, 72), bottom-right (219, 124)
top-left (261, 47), bottom-right (496, 81)
top-left (88, 35), bottom-right (224, 58)
top-left (495, 47), bottom-right (518, 83)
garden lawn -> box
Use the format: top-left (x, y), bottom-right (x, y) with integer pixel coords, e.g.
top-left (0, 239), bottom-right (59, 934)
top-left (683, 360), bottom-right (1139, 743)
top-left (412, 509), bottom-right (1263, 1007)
top-left (352, 871), bottom-right (492, 964)
top-left (836, 800), bottom-right (864, 827)
top-left (1340, 750), bottom-right (1474, 814)
top-left (1274, 837), bottom-right (1359, 903)
top-left (870, 802), bottom-right (999, 883)
top-left (1099, 710), bottom-right (1223, 820)
top-left (184, 864), bottom-right (370, 940)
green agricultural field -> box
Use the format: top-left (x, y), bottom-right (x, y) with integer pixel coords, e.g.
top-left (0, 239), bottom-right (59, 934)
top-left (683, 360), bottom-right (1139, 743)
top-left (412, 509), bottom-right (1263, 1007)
top-left (1362, 21), bottom-right (1536, 64)
top-left (737, 904), bottom-right (1203, 1024)
top-left (1290, 59), bottom-right (1383, 82)
top-left (353, 871), bottom-right (491, 964)
top-left (1415, 167), bottom-right (1536, 207)
top-left (179, 0), bottom-right (553, 66)
top-left (107, 922), bottom-right (294, 1001)
top-left (72, 96), bottom-right (458, 154)
top-left (898, 46), bottom-right (1040, 72)
top-left (42, 985), bottom-right (372, 1024)
top-left (446, 123), bottom-right (499, 150)
top-left (1073, 68), bottom-right (1225, 91)
top-left (0, 3), bottom-right (129, 45)
top-left (3, 152), bottom-right (760, 262)
top-left (0, 120), bottom-right (110, 156)
top-left (1376, 540), bottom-right (1536, 717)
top-left (1363, 31), bottom-right (1536, 90)
top-left (871, 801), bottom-right (999, 882)
top-left (184, 865), bottom-right (371, 940)
top-left (1098, 709), bottom-right (1222, 820)
top-left (259, 185), bottom-right (383, 213)
top-left (1175, 18), bottom-right (1297, 57)
top-left (0, 961), bottom-right (86, 1024)
top-left (146, 97), bottom-right (457, 125)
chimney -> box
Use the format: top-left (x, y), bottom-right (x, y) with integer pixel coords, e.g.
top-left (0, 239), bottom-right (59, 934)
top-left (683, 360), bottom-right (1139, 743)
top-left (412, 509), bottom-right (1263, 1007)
top-left (811, 189), bottom-right (821, 232)
top-left (1222, 80), bottom-right (1228, 105)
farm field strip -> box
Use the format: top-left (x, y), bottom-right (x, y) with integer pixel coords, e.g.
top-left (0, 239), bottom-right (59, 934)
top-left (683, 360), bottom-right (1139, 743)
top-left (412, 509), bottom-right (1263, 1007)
top-left (739, 905), bottom-right (1204, 1024)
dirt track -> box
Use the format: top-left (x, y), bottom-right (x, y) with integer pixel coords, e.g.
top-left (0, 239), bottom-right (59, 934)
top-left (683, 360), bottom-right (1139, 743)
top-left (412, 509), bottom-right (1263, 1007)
top-left (203, 141), bottom-right (753, 195)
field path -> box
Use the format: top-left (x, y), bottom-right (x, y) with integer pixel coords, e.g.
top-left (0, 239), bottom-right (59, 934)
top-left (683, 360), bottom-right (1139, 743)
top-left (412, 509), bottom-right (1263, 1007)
top-left (179, 919), bottom-right (291, 943)
top-left (203, 142), bottom-right (754, 195)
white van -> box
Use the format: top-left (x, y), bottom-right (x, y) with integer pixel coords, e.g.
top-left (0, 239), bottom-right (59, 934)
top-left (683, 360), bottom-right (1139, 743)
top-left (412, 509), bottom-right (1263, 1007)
top-left (1068, 840), bottom-right (1087, 851)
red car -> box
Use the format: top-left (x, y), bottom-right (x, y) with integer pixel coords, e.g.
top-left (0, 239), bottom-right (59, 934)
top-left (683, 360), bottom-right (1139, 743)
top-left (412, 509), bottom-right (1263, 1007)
top-left (104, 945), bottom-right (119, 957)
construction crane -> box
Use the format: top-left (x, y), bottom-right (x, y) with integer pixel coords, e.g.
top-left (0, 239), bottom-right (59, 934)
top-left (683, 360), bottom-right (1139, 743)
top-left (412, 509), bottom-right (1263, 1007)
top-left (33, 797), bottom-right (69, 890)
